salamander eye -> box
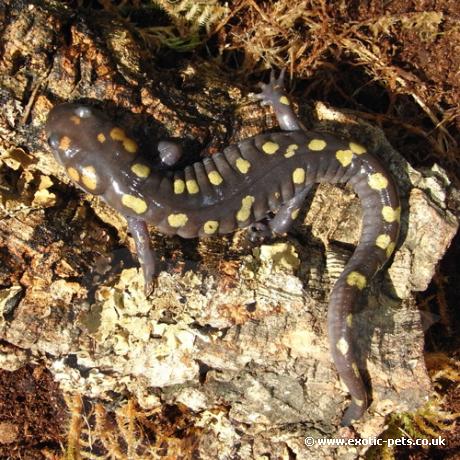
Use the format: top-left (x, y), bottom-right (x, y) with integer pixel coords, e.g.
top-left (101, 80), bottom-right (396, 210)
top-left (74, 106), bottom-right (92, 118)
top-left (47, 133), bottom-right (60, 150)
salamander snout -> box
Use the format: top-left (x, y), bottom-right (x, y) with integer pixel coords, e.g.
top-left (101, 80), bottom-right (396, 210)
top-left (46, 132), bottom-right (60, 150)
top-left (45, 103), bottom-right (99, 163)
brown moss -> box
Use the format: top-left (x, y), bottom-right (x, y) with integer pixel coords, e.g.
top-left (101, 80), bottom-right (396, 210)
top-left (0, 365), bottom-right (67, 459)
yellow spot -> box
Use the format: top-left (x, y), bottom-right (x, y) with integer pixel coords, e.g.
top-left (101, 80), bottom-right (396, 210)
top-left (121, 194), bottom-right (147, 214)
top-left (284, 144), bottom-right (298, 158)
top-left (70, 115), bottom-right (81, 125)
top-left (262, 141), bottom-right (279, 154)
top-left (368, 172), bottom-right (388, 190)
top-left (336, 337), bottom-right (349, 355)
top-left (236, 158), bottom-right (251, 174)
top-left (352, 363), bottom-right (361, 378)
top-left (291, 208), bottom-right (300, 220)
top-left (346, 314), bottom-right (352, 327)
top-left (382, 206), bottom-right (401, 223)
top-left (336, 149), bottom-right (353, 167)
top-left (109, 127), bottom-right (138, 153)
top-left (386, 242), bottom-right (396, 258)
top-left (123, 138), bottom-right (138, 154)
top-left (186, 179), bottom-right (199, 194)
top-left (354, 398), bottom-right (365, 407)
top-left (174, 179), bottom-right (185, 194)
top-left (279, 95), bottom-right (290, 105)
top-left (97, 133), bottom-right (106, 143)
top-left (274, 192), bottom-right (280, 199)
top-left (349, 142), bottom-right (366, 155)
top-left (308, 139), bottom-right (326, 151)
top-left (208, 171), bottom-right (223, 186)
top-left (376, 234), bottom-right (391, 250)
top-left (81, 166), bottom-right (98, 191)
top-left (346, 271), bottom-right (367, 290)
top-left (110, 127), bottom-right (126, 141)
top-left (236, 195), bottom-right (255, 222)
top-left (59, 136), bottom-right (71, 150)
top-left (168, 213), bottom-right (188, 228)
top-left (292, 168), bottom-right (305, 184)
top-left (131, 163), bottom-right (150, 178)
top-left (67, 167), bottom-right (80, 182)
top-left (203, 220), bottom-right (219, 234)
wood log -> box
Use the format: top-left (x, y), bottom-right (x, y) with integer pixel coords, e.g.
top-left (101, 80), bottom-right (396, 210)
top-left (0, 1), bottom-right (458, 456)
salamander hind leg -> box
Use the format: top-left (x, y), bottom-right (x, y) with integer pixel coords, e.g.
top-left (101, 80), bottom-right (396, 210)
top-left (247, 221), bottom-right (273, 243)
top-left (268, 185), bottom-right (312, 234)
top-left (127, 217), bottom-right (158, 296)
top-left (255, 69), bottom-right (305, 131)
top-left (247, 185), bottom-right (313, 242)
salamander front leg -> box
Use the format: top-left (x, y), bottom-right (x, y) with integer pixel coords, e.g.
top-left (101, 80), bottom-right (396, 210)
top-left (255, 69), bottom-right (306, 131)
top-left (157, 140), bottom-right (183, 167)
top-left (269, 185), bottom-right (312, 234)
top-left (127, 217), bottom-right (158, 296)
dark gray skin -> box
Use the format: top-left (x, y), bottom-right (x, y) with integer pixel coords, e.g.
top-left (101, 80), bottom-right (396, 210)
top-left (45, 71), bottom-right (400, 426)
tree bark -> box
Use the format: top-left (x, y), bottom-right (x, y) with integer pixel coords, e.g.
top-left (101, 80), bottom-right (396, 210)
top-left (0, 1), bottom-right (458, 458)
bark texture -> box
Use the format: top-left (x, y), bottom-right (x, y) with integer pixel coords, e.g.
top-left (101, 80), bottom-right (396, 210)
top-left (0, 1), bottom-right (458, 458)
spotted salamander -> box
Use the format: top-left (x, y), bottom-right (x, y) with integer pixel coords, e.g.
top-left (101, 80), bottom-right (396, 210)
top-left (45, 71), bottom-right (400, 426)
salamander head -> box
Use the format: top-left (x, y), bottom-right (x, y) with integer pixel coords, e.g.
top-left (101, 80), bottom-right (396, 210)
top-left (46, 103), bottom-right (96, 164)
top-left (45, 103), bottom-right (139, 196)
